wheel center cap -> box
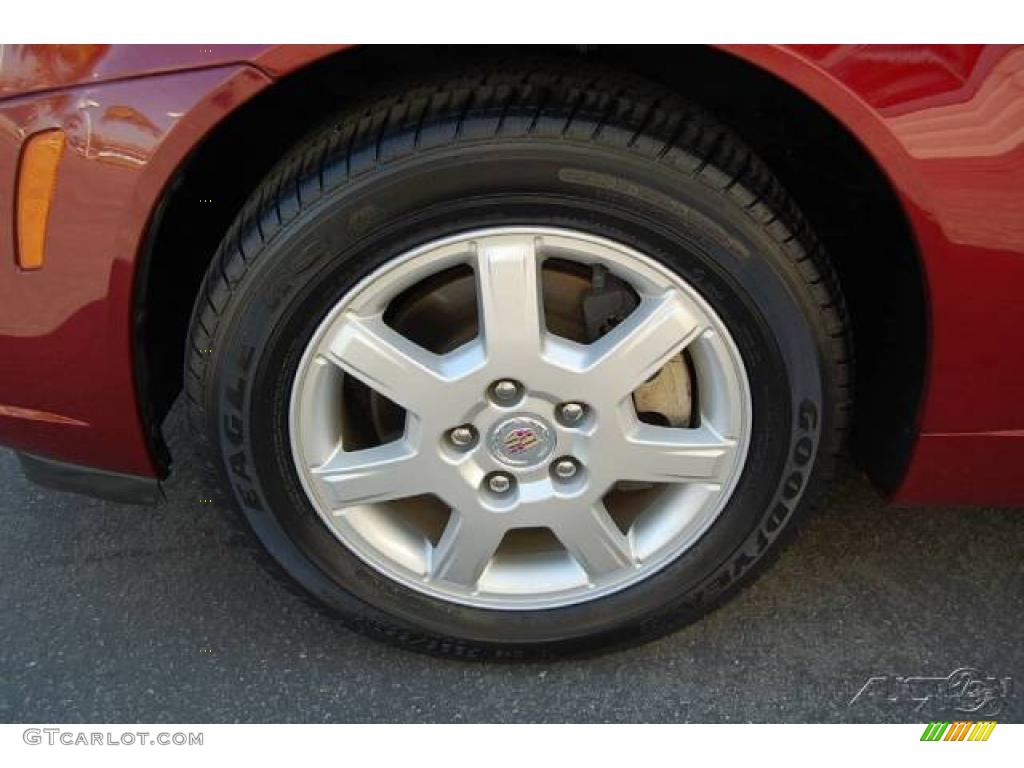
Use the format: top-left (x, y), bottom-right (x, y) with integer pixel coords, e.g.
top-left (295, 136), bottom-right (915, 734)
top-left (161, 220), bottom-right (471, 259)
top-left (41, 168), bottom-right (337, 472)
top-left (488, 415), bottom-right (555, 468)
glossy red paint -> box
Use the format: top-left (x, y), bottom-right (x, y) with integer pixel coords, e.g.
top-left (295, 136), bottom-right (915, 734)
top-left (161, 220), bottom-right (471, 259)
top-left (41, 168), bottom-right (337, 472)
top-left (721, 45), bottom-right (1024, 504)
top-left (0, 44), bottom-right (346, 97)
top-left (0, 45), bottom-right (1021, 503)
top-left (0, 61), bottom-right (272, 475)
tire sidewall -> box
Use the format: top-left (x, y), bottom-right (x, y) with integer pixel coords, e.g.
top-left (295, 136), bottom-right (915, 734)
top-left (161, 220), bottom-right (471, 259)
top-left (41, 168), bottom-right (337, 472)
top-left (205, 140), bottom-right (832, 650)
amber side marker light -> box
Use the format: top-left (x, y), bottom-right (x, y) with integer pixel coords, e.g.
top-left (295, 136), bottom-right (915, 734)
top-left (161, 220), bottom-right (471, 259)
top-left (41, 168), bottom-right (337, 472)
top-left (16, 129), bottom-right (66, 270)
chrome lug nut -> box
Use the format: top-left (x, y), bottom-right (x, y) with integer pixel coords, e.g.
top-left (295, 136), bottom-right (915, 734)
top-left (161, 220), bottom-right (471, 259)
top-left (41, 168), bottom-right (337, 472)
top-left (553, 458), bottom-right (579, 480)
top-left (558, 402), bottom-right (586, 425)
top-left (449, 425), bottom-right (476, 447)
top-left (487, 473), bottom-right (513, 494)
top-left (492, 379), bottom-right (520, 403)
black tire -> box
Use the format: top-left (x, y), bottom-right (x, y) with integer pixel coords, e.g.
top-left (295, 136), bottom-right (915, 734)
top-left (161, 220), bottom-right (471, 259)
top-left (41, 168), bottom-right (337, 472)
top-left (185, 62), bottom-right (851, 658)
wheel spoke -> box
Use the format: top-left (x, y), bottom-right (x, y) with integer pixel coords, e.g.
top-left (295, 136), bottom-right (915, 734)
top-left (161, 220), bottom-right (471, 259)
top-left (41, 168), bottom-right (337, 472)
top-left (474, 236), bottom-right (544, 363)
top-left (310, 441), bottom-right (421, 510)
top-left (587, 291), bottom-right (703, 399)
top-left (324, 313), bottom-right (447, 415)
top-left (552, 501), bottom-right (633, 579)
top-left (430, 513), bottom-right (506, 588)
top-left (617, 424), bottom-right (737, 486)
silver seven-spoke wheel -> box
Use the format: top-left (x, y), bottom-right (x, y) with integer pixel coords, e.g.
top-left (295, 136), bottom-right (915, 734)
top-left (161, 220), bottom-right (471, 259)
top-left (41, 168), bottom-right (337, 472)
top-left (289, 227), bottom-right (751, 610)
top-left (191, 67), bottom-right (848, 653)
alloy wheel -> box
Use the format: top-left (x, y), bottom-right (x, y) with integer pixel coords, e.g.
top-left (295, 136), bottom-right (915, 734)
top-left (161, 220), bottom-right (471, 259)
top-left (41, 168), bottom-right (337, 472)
top-left (289, 227), bottom-right (752, 610)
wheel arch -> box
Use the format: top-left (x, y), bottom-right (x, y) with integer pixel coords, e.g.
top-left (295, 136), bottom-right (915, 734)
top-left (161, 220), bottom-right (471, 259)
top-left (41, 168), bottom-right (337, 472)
top-left (135, 45), bottom-right (928, 493)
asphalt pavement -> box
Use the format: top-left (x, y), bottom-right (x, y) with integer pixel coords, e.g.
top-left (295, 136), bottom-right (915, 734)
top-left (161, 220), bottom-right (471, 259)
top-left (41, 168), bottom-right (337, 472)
top-left (1, 401), bottom-right (1021, 723)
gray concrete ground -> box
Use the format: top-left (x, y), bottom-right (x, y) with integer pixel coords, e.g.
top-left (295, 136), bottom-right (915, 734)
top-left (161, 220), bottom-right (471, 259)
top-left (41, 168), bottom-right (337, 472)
top-left (1, 402), bottom-right (1021, 723)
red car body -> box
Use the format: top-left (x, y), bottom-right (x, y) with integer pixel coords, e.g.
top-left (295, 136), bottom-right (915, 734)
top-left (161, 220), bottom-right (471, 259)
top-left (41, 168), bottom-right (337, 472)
top-left (1, 44), bottom-right (1022, 505)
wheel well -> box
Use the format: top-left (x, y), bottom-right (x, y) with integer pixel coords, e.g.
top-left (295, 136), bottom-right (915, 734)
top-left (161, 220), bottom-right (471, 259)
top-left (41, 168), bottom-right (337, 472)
top-left (137, 45), bottom-right (926, 492)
